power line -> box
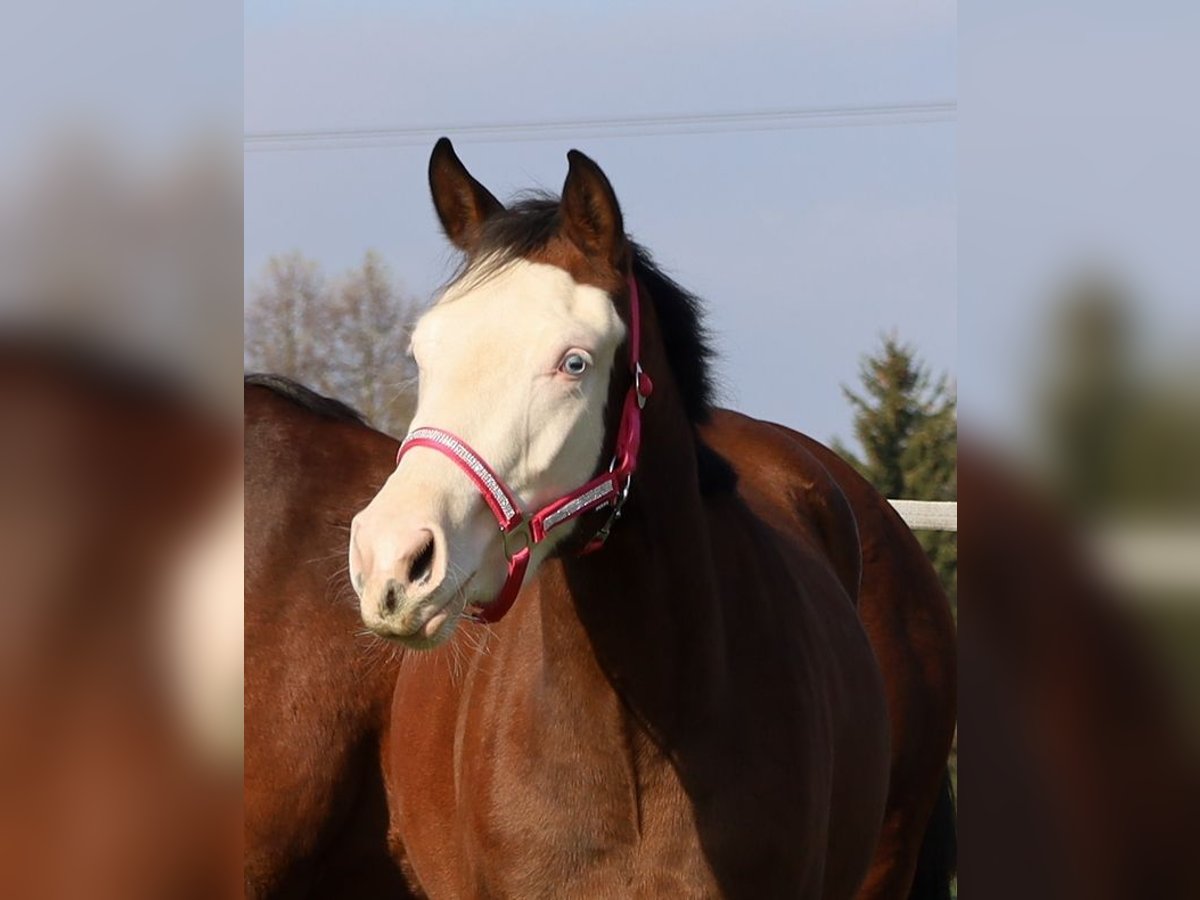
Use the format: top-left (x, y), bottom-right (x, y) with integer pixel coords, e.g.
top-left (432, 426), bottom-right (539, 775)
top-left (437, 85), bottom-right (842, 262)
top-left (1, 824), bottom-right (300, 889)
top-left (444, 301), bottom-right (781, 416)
top-left (244, 101), bottom-right (955, 153)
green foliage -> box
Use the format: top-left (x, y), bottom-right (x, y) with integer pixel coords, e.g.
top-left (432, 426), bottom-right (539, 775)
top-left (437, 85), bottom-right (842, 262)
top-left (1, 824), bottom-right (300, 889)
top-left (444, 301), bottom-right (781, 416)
top-left (833, 333), bottom-right (957, 601)
top-left (1039, 277), bottom-right (1200, 517)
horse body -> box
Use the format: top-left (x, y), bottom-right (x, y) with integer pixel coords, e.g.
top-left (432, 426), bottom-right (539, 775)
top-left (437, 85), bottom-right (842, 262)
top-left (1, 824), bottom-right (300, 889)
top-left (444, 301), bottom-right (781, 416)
top-left (243, 377), bottom-right (414, 898)
top-left (0, 339), bottom-right (241, 898)
top-left (244, 382), bottom-right (953, 899)
top-left (373, 186), bottom-right (891, 895)
top-left (701, 411), bottom-right (957, 899)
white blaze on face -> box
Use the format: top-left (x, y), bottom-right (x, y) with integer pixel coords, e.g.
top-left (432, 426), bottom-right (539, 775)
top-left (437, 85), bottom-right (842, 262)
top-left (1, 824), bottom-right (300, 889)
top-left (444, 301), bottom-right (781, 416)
top-left (350, 258), bottom-right (625, 639)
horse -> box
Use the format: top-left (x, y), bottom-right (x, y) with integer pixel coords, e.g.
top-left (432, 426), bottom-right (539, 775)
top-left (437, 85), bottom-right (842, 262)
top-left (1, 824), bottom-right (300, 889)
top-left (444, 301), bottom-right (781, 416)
top-left (245, 387), bottom-right (955, 899)
top-left (700, 412), bottom-right (956, 899)
top-left (347, 139), bottom-right (895, 898)
top-left (0, 335), bottom-right (241, 898)
top-left (243, 374), bottom-right (416, 898)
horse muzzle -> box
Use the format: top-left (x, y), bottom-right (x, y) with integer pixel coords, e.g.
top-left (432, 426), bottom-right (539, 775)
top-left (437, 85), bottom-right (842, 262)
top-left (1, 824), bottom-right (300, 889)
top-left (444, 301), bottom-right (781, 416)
top-left (349, 518), bottom-right (460, 644)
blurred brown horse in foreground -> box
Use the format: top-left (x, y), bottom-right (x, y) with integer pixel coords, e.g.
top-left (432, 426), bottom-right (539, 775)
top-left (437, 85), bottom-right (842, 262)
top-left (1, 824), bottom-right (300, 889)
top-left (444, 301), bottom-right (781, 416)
top-left (961, 446), bottom-right (1200, 900)
top-left (0, 337), bottom-right (241, 899)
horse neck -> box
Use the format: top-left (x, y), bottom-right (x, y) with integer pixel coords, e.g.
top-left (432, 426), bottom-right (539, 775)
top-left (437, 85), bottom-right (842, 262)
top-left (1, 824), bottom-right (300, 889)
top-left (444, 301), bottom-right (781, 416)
top-left (537, 332), bottom-right (730, 742)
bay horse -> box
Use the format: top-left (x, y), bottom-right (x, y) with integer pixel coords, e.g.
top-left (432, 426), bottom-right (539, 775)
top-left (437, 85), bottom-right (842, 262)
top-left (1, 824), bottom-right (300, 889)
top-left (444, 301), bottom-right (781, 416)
top-left (700, 412), bottom-right (956, 900)
top-left (243, 375), bottom-right (415, 898)
top-left (348, 140), bottom-right (894, 897)
top-left (244, 385), bottom-right (955, 899)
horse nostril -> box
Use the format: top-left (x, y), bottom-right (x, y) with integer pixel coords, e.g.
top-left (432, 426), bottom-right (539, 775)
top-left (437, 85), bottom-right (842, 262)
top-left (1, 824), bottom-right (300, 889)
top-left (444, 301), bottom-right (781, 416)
top-left (382, 582), bottom-right (399, 615)
top-left (408, 534), bottom-right (435, 585)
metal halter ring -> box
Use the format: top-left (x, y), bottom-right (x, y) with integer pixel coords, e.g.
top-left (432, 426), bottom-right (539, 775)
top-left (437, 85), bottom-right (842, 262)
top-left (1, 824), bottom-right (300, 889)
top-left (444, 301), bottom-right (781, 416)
top-left (501, 519), bottom-right (534, 561)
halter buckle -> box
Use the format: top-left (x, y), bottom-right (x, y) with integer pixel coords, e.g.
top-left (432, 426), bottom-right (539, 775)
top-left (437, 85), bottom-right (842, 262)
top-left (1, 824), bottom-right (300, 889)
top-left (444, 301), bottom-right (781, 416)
top-left (501, 519), bottom-right (533, 561)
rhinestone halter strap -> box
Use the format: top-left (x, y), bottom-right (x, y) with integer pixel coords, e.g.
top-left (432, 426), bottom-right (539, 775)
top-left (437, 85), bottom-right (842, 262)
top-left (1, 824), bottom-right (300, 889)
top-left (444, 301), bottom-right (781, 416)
top-left (395, 275), bottom-right (653, 624)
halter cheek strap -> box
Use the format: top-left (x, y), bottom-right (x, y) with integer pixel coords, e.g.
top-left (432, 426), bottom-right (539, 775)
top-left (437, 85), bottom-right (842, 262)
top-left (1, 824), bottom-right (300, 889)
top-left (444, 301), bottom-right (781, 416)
top-left (395, 275), bottom-right (652, 624)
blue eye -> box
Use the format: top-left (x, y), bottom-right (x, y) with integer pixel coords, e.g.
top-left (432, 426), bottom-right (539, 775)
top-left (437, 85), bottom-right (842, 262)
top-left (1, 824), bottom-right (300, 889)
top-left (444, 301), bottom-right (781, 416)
top-left (560, 352), bottom-right (589, 376)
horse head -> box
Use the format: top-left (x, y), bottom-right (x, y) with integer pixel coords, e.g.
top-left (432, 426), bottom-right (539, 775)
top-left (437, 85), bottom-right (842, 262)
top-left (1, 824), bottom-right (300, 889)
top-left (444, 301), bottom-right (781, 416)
top-left (350, 139), bottom-right (643, 647)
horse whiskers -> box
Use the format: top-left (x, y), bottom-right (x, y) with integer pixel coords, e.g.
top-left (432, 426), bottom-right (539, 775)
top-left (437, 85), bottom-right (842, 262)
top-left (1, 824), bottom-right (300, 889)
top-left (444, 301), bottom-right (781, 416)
top-left (325, 576), bottom-right (360, 610)
top-left (384, 384), bottom-right (418, 412)
top-left (314, 557), bottom-right (346, 571)
top-left (441, 563), bottom-right (472, 686)
top-left (460, 622), bottom-right (491, 662)
top-left (342, 554), bottom-right (496, 684)
top-left (448, 639), bottom-right (464, 686)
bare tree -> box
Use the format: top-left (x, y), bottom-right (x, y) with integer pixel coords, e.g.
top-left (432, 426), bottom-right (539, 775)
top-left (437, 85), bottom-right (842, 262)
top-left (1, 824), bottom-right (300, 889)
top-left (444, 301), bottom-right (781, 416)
top-left (325, 250), bottom-right (419, 431)
top-left (244, 250), bottom-right (419, 436)
top-left (244, 252), bottom-right (326, 380)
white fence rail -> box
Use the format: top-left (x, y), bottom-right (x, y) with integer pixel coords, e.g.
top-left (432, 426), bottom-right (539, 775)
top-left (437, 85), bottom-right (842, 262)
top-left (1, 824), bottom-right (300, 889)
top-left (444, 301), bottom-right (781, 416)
top-left (887, 500), bottom-right (957, 532)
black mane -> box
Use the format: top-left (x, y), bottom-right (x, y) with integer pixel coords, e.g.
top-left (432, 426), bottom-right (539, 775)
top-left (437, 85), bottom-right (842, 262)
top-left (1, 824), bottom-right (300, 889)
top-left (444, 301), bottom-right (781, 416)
top-left (245, 373), bottom-right (368, 426)
top-left (461, 195), bottom-right (720, 425)
top-left (630, 248), bottom-right (720, 425)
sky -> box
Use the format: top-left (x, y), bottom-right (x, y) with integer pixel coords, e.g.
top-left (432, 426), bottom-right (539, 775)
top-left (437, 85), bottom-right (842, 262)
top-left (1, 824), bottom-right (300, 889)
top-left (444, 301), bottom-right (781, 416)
top-left (245, 0), bottom-right (957, 445)
top-left (959, 0), bottom-right (1200, 449)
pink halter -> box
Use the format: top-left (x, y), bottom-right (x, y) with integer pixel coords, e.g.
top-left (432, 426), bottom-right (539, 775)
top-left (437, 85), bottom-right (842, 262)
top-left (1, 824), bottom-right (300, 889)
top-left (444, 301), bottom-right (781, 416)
top-left (395, 275), bottom-right (653, 624)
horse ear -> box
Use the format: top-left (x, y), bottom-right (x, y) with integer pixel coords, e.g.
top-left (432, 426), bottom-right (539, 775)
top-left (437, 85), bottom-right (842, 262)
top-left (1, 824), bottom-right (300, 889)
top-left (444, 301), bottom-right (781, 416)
top-left (428, 137), bottom-right (504, 251)
top-left (561, 150), bottom-right (626, 268)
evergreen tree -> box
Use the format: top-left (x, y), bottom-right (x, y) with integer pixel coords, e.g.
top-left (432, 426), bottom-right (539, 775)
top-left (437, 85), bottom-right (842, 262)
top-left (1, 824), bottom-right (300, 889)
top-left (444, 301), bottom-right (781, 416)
top-left (833, 334), bottom-right (957, 601)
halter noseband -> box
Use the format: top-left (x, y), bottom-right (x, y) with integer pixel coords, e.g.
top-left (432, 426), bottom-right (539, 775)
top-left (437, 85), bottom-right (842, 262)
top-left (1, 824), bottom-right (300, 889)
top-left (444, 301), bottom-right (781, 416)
top-left (395, 275), bottom-right (653, 624)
